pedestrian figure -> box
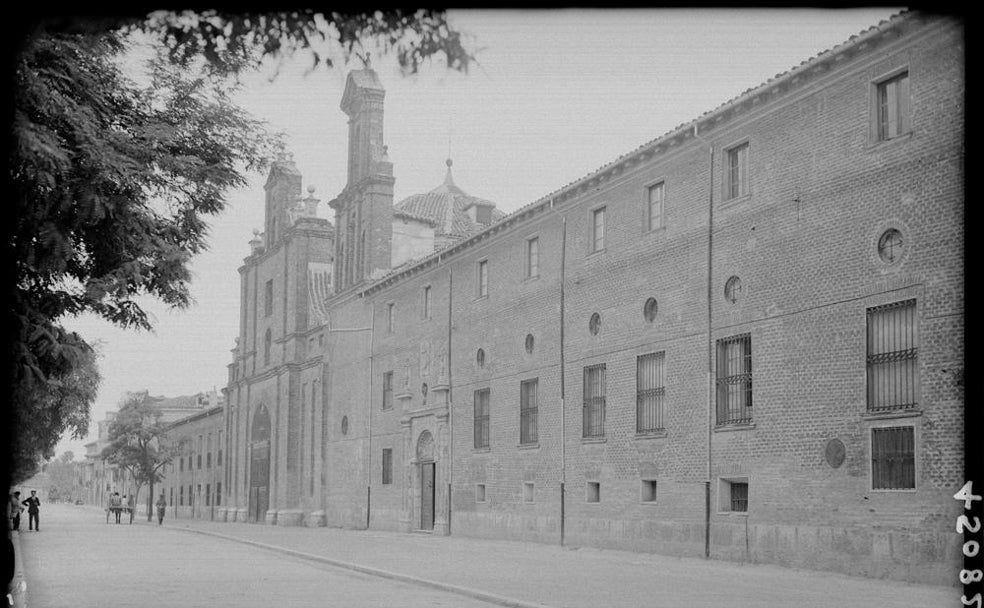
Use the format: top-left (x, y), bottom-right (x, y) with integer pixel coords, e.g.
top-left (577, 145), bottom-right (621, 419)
top-left (156, 493), bottom-right (167, 525)
top-left (126, 493), bottom-right (136, 524)
top-left (110, 492), bottom-right (122, 524)
top-left (21, 490), bottom-right (40, 532)
top-left (8, 492), bottom-right (23, 531)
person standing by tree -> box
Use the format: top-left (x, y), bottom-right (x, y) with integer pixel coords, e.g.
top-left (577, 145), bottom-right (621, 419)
top-left (110, 492), bottom-right (122, 524)
top-left (8, 492), bottom-right (23, 531)
top-left (21, 491), bottom-right (40, 531)
top-left (155, 493), bottom-right (167, 525)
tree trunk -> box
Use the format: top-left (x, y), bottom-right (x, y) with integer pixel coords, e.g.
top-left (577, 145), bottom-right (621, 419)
top-left (147, 479), bottom-right (155, 522)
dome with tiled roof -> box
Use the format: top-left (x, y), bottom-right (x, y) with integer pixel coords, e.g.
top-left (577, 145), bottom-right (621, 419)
top-left (394, 159), bottom-right (506, 241)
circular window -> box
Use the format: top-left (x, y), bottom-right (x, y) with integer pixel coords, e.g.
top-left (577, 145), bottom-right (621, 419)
top-left (643, 298), bottom-right (658, 323)
top-left (525, 334), bottom-right (535, 354)
top-left (724, 276), bottom-right (742, 305)
top-left (476, 348), bottom-right (486, 368)
top-left (589, 312), bottom-right (601, 335)
top-left (878, 228), bottom-right (904, 264)
top-left (341, 416), bottom-right (349, 435)
top-left (825, 438), bottom-right (846, 469)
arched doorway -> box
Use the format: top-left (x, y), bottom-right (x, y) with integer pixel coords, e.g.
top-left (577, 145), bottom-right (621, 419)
top-left (416, 431), bottom-right (435, 531)
top-left (249, 404), bottom-right (271, 523)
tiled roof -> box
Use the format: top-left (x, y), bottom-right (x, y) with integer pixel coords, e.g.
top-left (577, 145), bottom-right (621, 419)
top-left (394, 162), bottom-right (506, 239)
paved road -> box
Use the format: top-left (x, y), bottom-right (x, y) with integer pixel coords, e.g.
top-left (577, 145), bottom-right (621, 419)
top-left (16, 503), bottom-right (495, 608)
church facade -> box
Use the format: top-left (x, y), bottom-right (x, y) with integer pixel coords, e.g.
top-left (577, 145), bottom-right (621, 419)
top-left (218, 12), bottom-right (964, 584)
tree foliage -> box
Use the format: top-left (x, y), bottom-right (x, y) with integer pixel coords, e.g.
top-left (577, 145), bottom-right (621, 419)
top-left (4, 9), bottom-right (473, 492)
top-left (101, 391), bottom-right (177, 520)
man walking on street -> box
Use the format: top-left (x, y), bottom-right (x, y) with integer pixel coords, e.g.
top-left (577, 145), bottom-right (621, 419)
top-left (22, 490), bottom-right (40, 532)
top-left (156, 493), bottom-right (167, 525)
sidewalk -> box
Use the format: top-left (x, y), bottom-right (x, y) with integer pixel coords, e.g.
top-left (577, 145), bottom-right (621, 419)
top-left (148, 510), bottom-right (952, 608)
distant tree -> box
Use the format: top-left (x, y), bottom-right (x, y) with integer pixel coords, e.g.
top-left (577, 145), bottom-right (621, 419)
top-left (4, 8), bottom-right (473, 498)
top-left (44, 450), bottom-right (79, 502)
top-left (101, 392), bottom-right (177, 521)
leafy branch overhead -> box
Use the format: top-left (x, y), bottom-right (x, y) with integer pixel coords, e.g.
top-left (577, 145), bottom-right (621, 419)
top-left (7, 10), bottom-right (474, 483)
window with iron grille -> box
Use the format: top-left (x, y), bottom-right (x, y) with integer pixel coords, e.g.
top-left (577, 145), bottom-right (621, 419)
top-left (382, 448), bottom-right (393, 485)
top-left (474, 388), bottom-right (490, 449)
top-left (871, 426), bottom-right (915, 490)
top-left (725, 142), bottom-right (749, 200)
top-left (647, 182), bottom-right (664, 231)
top-left (387, 303), bottom-right (396, 333)
top-left (520, 378), bottom-right (539, 445)
top-left (423, 286), bottom-right (432, 319)
top-left (179, 486), bottom-right (184, 506)
top-left (382, 371), bottom-right (394, 410)
top-left (730, 482), bottom-right (748, 512)
top-left (716, 334), bottom-right (752, 425)
top-left (526, 237), bottom-right (540, 278)
top-left (206, 484), bottom-right (211, 506)
top-left (264, 328), bottom-right (272, 365)
top-left (179, 457), bottom-right (184, 472)
top-left (264, 279), bottom-right (273, 316)
top-left (876, 71), bottom-right (911, 141)
top-left (583, 364), bottom-right (606, 438)
top-left (216, 482), bottom-right (221, 506)
top-left (188, 485), bottom-right (193, 507)
top-left (866, 299), bottom-right (918, 412)
top-left (636, 352), bottom-right (665, 433)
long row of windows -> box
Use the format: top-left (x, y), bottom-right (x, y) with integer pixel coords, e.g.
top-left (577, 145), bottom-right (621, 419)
top-left (167, 482), bottom-right (222, 507)
top-left (464, 299), bottom-right (918, 487)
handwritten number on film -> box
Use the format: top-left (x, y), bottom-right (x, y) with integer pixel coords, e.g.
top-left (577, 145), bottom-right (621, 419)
top-left (956, 482), bottom-right (982, 606)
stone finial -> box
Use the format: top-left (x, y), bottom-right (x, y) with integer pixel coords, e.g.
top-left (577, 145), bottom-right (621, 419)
top-left (249, 229), bottom-right (263, 254)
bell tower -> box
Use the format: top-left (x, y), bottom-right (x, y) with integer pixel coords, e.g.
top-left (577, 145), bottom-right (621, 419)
top-left (330, 61), bottom-right (395, 292)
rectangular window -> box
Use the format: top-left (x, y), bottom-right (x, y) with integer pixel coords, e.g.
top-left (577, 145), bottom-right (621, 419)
top-left (523, 482), bottom-right (535, 503)
top-left (170, 487), bottom-right (173, 507)
top-left (715, 334), bottom-right (752, 425)
top-left (179, 457), bottom-right (184, 472)
top-left (381, 448), bottom-right (393, 485)
top-left (382, 371), bottom-right (394, 411)
top-left (179, 486), bottom-right (184, 506)
top-left (264, 279), bottom-right (273, 316)
top-left (476, 484), bottom-right (486, 503)
top-left (582, 364), bottom-right (606, 438)
top-left (647, 182), bottom-right (664, 231)
top-left (474, 388), bottom-right (490, 449)
top-left (641, 479), bottom-right (657, 503)
top-left (586, 481), bottom-right (600, 503)
top-left (636, 352), bottom-right (665, 433)
top-left (866, 299), bottom-right (918, 412)
top-left (526, 237), bottom-right (539, 278)
top-left (726, 142), bottom-right (749, 200)
top-left (423, 286), bottom-right (432, 320)
top-left (520, 378), bottom-right (539, 445)
top-left (477, 260), bottom-right (489, 298)
top-left (876, 71), bottom-right (911, 141)
top-left (206, 484), bottom-right (211, 506)
top-left (591, 207), bottom-right (606, 252)
top-left (188, 485), bottom-right (193, 507)
top-left (217, 430), bottom-right (223, 466)
top-left (206, 452), bottom-right (212, 468)
top-left (730, 482), bottom-right (749, 512)
top-left (216, 482), bottom-right (221, 506)
top-left (872, 426), bottom-right (916, 490)
top-left (387, 303), bottom-right (395, 333)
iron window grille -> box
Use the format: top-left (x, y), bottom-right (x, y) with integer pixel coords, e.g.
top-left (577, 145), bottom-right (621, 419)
top-left (216, 483), bottom-right (221, 506)
top-left (583, 364), bottom-right (607, 438)
top-left (474, 389), bottom-right (490, 449)
top-left (730, 482), bottom-right (749, 512)
top-left (387, 303), bottom-right (396, 333)
top-left (636, 352), bottom-right (666, 433)
top-left (382, 448), bottom-right (393, 485)
top-left (726, 143), bottom-right (749, 200)
top-left (871, 426), bottom-right (916, 490)
top-left (866, 299), bottom-right (918, 412)
top-left (716, 334), bottom-right (752, 425)
top-left (382, 371), bottom-right (394, 410)
top-left (876, 71), bottom-right (911, 141)
top-left (264, 279), bottom-right (273, 316)
top-left (520, 378), bottom-right (539, 445)
top-left (423, 286), bottom-right (432, 319)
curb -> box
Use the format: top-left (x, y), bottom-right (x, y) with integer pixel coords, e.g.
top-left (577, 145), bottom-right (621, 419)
top-left (173, 526), bottom-right (552, 608)
top-left (7, 532), bottom-right (27, 608)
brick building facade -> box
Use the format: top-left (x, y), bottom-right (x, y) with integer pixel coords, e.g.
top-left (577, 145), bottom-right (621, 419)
top-left (218, 12), bottom-right (964, 584)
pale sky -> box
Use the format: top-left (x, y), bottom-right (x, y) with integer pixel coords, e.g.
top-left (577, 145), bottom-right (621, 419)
top-left (56, 8), bottom-right (905, 458)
